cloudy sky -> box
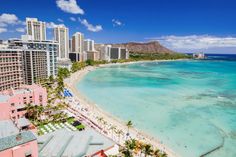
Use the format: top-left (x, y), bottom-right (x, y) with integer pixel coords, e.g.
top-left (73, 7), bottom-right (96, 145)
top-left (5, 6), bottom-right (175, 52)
top-left (0, 0), bottom-right (236, 53)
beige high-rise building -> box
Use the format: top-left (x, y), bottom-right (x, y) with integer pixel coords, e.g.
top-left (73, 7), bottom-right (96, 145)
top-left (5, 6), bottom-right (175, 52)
top-left (71, 32), bottom-right (84, 61)
top-left (84, 39), bottom-right (95, 52)
top-left (0, 49), bottom-right (24, 91)
top-left (26, 18), bottom-right (46, 41)
top-left (54, 25), bottom-right (69, 59)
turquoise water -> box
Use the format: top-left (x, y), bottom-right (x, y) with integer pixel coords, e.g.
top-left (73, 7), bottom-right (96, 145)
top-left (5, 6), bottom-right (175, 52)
top-left (77, 60), bottom-right (236, 157)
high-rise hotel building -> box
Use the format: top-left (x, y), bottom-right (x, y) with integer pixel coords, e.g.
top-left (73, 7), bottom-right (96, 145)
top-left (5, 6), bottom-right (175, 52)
top-left (70, 32), bottom-right (84, 62)
top-left (8, 39), bottom-right (58, 85)
top-left (54, 25), bottom-right (69, 60)
top-left (26, 18), bottom-right (46, 41)
top-left (0, 49), bottom-right (24, 91)
top-left (84, 39), bottom-right (95, 52)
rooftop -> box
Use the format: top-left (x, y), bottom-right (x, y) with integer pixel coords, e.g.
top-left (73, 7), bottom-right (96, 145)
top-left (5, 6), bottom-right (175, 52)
top-left (0, 95), bottom-right (9, 103)
top-left (0, 131), bottom-right (37, 151)
top-left (17, 117), bottom-right (31, 128)
top-left (0, 120), bottom-right (19, 139)
top-left (38, 128), bottom-right (115, 157)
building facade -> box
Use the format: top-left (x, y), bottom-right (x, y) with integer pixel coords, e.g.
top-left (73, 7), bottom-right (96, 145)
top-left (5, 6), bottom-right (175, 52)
top-left (0, 84), bottom-right (47, 121)
top-left (110, 47), bottom-right (129, 60)
top-left (0, 121), bottom-right (38, 157)
top-left (0, 49), bottom-right (24, 91)
top-left (99, 45), bottom-right (112, 61)
top-left (8, 39), bottom-right (58, 84)
top-left (84, 39), bottom-right (95, 52)
top-left (87, 51), bottom-right (100, 61)
top-left (26, 18), bottom-right (46, 41)
top-left (71, 32), bottom-right (84, 61)
top-left (54, 25), bottom-right (69, 60)
top-left (98, 45), bottom-right (129, 61)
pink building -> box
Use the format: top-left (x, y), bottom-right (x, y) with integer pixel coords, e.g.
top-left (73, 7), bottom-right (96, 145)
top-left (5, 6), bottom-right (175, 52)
top-left (0, 120), bottom-right (38, 157)
top-left (0, 84), bottom-right (47, 121)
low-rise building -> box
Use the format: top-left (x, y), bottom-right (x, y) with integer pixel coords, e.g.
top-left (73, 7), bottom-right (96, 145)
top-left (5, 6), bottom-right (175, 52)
top-left (97, 44), bottom-right (129, 61)
top-left (84, 39), bottom-right (95, 52)
top-left (110, 47), bottom-right (129, 60)
top-left (0, 120), bottom-right (38, 157)
top-left (38, 128), bottom-right (119, 157)
top-left (0, 84), bottom-right (47, 121)
top-left (57, 59), bottom-right (72, 70)
top-left (87, 50), bottom-right (100, 61)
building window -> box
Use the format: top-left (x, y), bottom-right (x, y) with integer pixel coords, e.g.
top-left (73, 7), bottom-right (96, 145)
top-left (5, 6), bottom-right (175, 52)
top-left (11, 103), bottom-right (15, 107)
top-left (11, 110), bottom-right (15, 113)
top-left (25, 154), bottom-right (32, 157)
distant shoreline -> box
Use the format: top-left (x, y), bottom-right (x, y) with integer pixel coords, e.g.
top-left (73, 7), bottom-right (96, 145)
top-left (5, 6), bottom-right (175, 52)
top-left (65, 60), bottom-right (185, 157)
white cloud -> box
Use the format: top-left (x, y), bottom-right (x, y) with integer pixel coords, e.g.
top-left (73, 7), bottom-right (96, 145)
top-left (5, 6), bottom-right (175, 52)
top-left (57, 18), bottom-right (64, 22)
top-left (147, 35), bottom-right (236, 49)
top-left (0, 13), bottom-right (25, 33)
top-left (0, 13), bottom-right (20, 27)
top-left (78, 18), bottom-right (102, 32)
top-left (16, 27), bottom-right (25, 33)
top-left (0, 27), bottom-right (7, 33)
top-left (112, 19), bottom-right (123, 27)
top-left (70, 17), bottom-right (76, 21)
top-left (56, 0), bottom-right (84, 14)
top-left (46, 22), bottom-right (65, 29)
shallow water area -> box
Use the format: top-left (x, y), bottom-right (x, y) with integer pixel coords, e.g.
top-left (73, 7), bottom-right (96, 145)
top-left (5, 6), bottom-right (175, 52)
top-left (77, 56), bottom-right (236, 157)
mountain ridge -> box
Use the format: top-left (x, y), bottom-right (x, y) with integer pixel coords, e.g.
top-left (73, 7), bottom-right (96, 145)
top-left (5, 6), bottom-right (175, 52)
top-left (111, 41), bottom-right (176, 54)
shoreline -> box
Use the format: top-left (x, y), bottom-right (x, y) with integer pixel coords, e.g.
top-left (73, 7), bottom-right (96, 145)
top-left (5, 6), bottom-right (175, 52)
top-left (65, 60), bottom-right (183, 157)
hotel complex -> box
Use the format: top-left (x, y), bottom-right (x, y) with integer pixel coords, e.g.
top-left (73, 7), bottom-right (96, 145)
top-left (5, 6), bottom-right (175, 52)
top-left (8, 39), bottom-right (58, 84)
top-left (0, 16), bottom-right (128, 157)
top-left (0, 84), bottom-right (47, 121)
top-left (0, 49), bottom-right (23, 91)
top-left (26, 18), bottom-right (46, 41)
top-left (54, 25), bottom-right (69, 60)
top-left (70, 32), bottom-right (85, 62)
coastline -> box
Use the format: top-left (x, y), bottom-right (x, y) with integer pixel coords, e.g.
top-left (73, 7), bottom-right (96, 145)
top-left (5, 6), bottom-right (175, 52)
top-left (65, 60), bottom-right (183, 157)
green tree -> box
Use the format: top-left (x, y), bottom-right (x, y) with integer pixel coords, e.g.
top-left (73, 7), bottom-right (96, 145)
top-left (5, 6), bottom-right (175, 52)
top-left (58, 67), bottom-right (70, 79)
top-left (116, 129), bottom-right (123, 143)
top-left (86, 59), bottom-right (95, 66)
top-left (126, 120), bottom-right (133, 137)
top-left (143, 144), bottom-right (154, 157)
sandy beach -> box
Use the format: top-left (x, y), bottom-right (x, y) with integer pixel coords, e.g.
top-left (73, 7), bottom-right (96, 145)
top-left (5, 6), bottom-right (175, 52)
top-left (64, 60), bottom-right (182, 157)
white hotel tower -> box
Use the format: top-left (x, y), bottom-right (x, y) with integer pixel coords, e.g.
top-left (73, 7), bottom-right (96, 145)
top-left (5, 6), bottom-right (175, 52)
top-left (54, 25), bottom-right (69, 60)
top-left (84, 39), bottom-right (95, 52)
top-left (71, 32), bottom-right (85, 61)
top-left (26, 18), bottom-right (46, 41)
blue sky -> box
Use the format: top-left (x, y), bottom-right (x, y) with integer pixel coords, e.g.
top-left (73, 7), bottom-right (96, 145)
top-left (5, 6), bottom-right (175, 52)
top-left (0, 0), bottom-right (236, 53)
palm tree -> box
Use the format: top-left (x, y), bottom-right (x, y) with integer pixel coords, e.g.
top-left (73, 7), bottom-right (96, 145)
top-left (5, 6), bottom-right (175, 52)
top-left (159, 152), bottom-right (168, 157)
top-left (134, 141), bottom-right (144, 156)
top-left (120, 146), bottom-right (133, 157)
top-left (97, 117), bottom-right (104, 132)
top-left (36, 105), bottom-right (44, 123)
top-left (143, 144), bottom-right (154, 157)
top-left (97, 117), bottom-right (104, 124)
top-left (103, 120), bottom-right (108, 130)
top-left (110, 125), bottom-right (117, 140)
top-left (126, 120), bottom-right (133, 138)
top-left (125, 139), bottom-right (137, 151)
top-left (25, 104), bottom-right (37, 121)
top-left (116, 129), bottom-right (123, 143)
top-left (153, 149), bottom-right (161, 157)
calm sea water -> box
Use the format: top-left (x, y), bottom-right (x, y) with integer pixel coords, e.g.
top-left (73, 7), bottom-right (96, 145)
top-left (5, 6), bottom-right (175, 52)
top-left (77, 54), bottom-right (236, 157)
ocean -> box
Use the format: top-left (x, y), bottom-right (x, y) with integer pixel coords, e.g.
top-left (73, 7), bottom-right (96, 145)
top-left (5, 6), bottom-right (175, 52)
top-left (77, 54), bottom-right (236, 157)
